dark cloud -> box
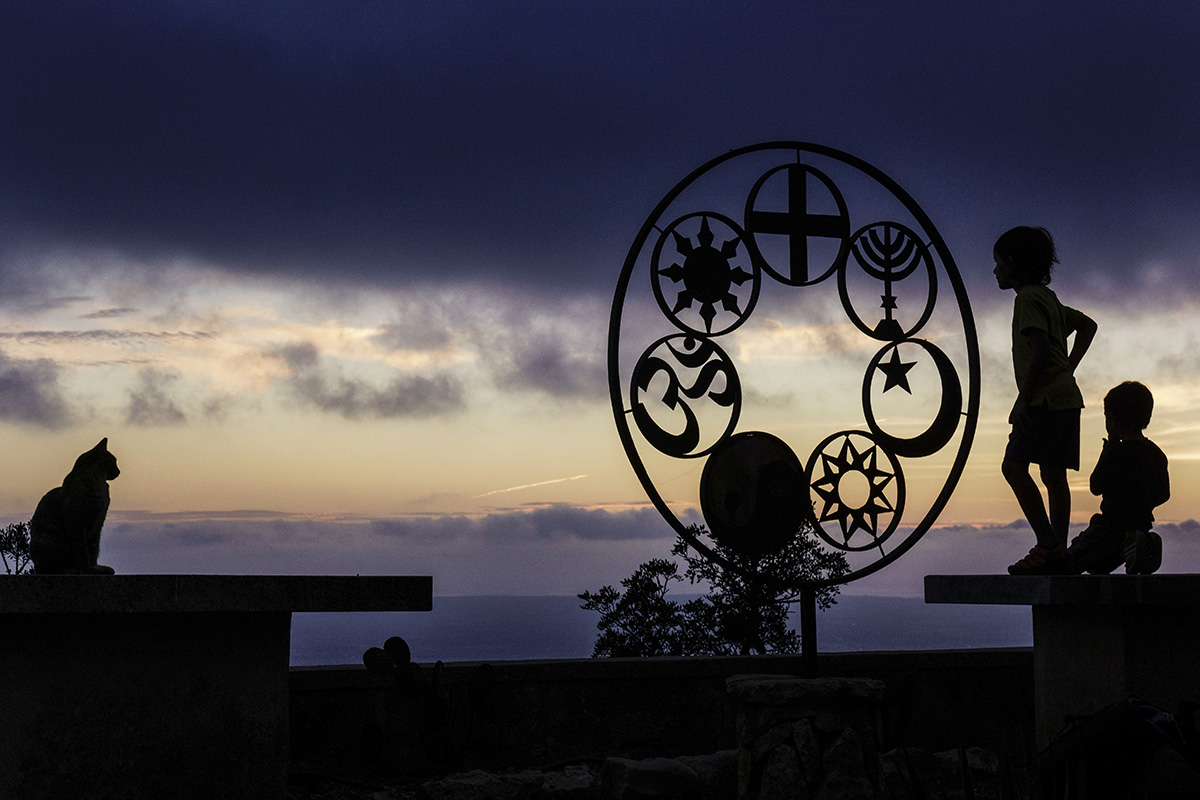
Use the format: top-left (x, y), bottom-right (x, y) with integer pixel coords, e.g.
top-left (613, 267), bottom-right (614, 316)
top-left (0, 329), bottom-right (216, 344)
top-left (1158, 520), bottom-right (1200, 538)
top-left (111, 509), bottom-right (318, 523)
top-left (3, 1), bottom-right (1197, 300)
top-left (369, 515), bottom-right (470, 541)
top-left (101, 507), bottom-right (677, 591)
top-left (480, 505), bottom-right (669, 542)
top-left (125, 368), bottom-right (187, 426)
top-left (271, 341), bottom-right (466, 419)
top-left (81, 307), bottom-right (139, 319)
top-left (371, 505), bottom-right (668, 542)
top-left (491, 333), bottom-right (607, 400)
top-left (201, 394), bottom-right (238, 421)
top-left (9, 295), bottom-right (95, 314)
top-left (0, 350), bottom-right (74, 428)
top-left (90, 508), bottom-right (1200, 593)
top-left (371, 315), bottom-right (454, 352)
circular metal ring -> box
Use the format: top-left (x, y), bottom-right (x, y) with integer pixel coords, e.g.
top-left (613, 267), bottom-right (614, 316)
top-left (608, 141), bottom-right (980, 589)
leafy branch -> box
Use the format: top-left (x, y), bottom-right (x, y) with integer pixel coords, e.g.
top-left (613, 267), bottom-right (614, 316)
top-left (580, 522), bottom-right (848, 657)
top-left (1, 522), bottom-right (33, 575)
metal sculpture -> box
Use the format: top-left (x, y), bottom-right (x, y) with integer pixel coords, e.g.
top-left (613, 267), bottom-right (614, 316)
top-left (608, 143), bottom-right (980, 608)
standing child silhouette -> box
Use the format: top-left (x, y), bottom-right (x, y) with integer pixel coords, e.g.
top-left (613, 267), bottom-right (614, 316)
top-left (994, 226), bottom-right (1097, 575)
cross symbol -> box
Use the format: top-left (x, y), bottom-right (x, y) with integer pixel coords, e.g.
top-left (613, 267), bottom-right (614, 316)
top-left (746, 164), bottom-right (849, 284)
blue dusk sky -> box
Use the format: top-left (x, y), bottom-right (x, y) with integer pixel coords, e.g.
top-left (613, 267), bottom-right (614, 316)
top-left (2, 1), bottom-right (1200, 595)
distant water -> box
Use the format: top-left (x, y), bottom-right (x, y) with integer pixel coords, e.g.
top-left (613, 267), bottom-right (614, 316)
top-left (289, 594), bottom-right (1032, 667)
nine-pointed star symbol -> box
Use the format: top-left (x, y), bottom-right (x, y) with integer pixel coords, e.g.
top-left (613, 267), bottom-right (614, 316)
top-left (659, 216), bottom-right (752, 333)
top-left (810, 436), bottom-right (896, 545)
top-left (876, 348), bottom-right (917, 394)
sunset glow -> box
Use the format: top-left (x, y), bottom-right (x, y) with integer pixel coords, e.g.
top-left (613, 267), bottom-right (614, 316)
top-left (4, 1), bottom-right (1200, 595)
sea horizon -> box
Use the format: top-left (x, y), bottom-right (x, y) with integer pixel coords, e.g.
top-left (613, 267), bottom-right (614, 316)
top-left (289, 593), bottom-right (1032, 667)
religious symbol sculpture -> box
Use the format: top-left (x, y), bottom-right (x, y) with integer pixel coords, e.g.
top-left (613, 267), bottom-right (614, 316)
top-left (609, 142), bottom-right (980, 591)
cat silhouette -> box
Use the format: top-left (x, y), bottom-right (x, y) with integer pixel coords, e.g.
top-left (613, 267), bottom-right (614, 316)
top-left (30, 438), bottom-right (120, 575)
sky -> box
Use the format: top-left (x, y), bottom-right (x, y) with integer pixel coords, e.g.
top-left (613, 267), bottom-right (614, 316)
top-left (3, 0), bottom-right (1200, 597)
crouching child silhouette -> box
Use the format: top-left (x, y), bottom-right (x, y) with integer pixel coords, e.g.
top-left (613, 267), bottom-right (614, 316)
top-left (1066, 381), bottom-right (1170, 575)
top-left (30, 438), bottom-right (120, 575)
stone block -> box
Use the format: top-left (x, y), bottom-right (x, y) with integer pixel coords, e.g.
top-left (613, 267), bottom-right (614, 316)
top-left (677, 750), bottom-right (737, 797)
top-left (792, 718), bottom-right (823, 785)
top-left (598, 756), bottom-right (702, 799)
top-left (817, 727), bottom-right (876, 799)
top-left (420, 768), bottom-right (544, 800)
top-left (541, 764), bottom-right (597, 799)
top-left (761, 744), bottom-right (808, 800)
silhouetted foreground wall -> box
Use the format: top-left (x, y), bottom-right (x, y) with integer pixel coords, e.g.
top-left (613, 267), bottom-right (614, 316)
top-left (289, 647), bottom-right (1034, 783)
top-left (0, 575), bottom-right (432, 800)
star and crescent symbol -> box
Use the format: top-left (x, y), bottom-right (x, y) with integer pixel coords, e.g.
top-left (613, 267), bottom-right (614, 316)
top-left (875, 348), bottom-right (917, 394)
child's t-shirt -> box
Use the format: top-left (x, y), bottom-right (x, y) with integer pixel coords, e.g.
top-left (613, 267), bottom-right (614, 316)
top-left (1011, 284), bottom-right (1087, 410)
top-left (1090, 437), bottom-right (1170, 532)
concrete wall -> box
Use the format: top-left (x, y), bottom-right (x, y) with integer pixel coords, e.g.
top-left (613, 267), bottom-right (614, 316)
top-left (289, 647), bottom-right (1035, 784)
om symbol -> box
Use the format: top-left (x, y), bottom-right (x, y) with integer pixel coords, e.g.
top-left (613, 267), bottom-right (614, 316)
top-left (631, 335), bottom-right (740, 459)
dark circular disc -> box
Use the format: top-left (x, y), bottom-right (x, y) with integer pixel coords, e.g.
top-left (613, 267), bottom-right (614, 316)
top-left (699, 431), bottom-right (809, 556)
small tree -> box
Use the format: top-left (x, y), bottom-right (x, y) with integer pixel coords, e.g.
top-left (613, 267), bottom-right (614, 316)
top-left (577, 558), bottom-right (687, 658)
top-left (1, 521), bottom-right (33, 575)
top-left (580, 522), bottom-right (848, 657)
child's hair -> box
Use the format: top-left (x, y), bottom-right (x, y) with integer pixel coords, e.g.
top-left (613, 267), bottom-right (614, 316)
top-left (1105, 381), bottom-right (1154, 430)
top-left (993, 226), bottom-right (1059, 285)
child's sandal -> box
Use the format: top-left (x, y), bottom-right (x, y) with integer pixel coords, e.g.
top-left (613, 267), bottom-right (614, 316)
top-left (1007, 544), bottom-right (1068, 576)
top-left (1123, 531), bottom-right (1163, 575)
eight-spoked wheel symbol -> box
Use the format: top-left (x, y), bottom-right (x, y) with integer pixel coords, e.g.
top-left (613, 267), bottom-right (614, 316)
top-left (652, 213), bottom-right (760, 336)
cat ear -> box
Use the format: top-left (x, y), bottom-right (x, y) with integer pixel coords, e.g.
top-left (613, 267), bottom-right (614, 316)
top-left (95, 438), bottom-right (108, 451)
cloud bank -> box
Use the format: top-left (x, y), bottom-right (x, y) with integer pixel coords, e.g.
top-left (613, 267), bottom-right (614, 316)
top-left (0, 350), bottom-right (73, 428)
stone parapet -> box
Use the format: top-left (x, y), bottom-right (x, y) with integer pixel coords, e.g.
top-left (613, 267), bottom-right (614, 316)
top-left (0, 573), bottom-right (432, 613)
top-left (0, 574), bottom-right (432, 800)
top-left (728, 676), bottom-right (887, 799)
top-left (926, 573), bottom-right (1200, 749)
top-left (925, 573), bottom-right (1200, 606)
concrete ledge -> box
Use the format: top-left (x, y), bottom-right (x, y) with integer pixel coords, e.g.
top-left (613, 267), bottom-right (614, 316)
top-left (924, 573), bottom-right (1200, 606)
top-left (0, 574), bottom-right (433, 613)
top-left (0, 574), bottom-right (432, 799)
top-left (925, 573), bottom-right (1200, 750)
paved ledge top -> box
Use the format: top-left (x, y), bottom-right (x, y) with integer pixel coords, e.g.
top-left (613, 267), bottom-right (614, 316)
top-left (925, 574), bottom-right (1200, 606)
top-left (0, 575), bottom-right (433, 614)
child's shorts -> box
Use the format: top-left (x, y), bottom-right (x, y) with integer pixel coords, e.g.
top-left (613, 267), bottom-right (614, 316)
top-left (1004, 403), bottom-right (1080, 469)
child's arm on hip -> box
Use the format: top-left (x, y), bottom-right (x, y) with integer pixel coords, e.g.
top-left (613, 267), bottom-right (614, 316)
top-left (1066, 309), bottom-right (1097, 372)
